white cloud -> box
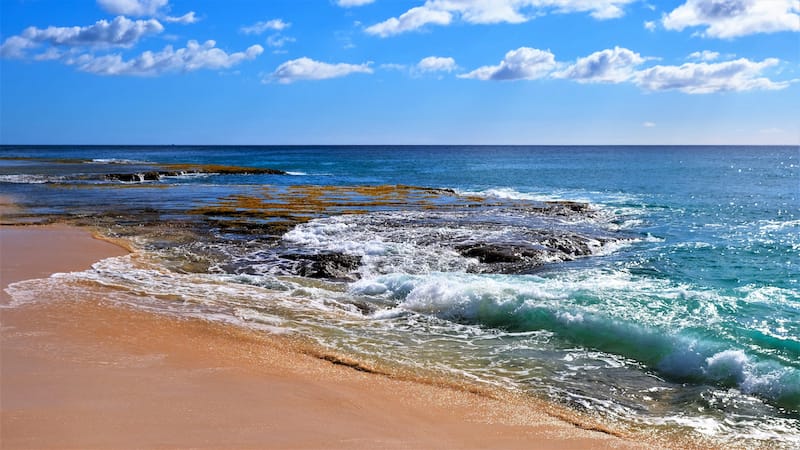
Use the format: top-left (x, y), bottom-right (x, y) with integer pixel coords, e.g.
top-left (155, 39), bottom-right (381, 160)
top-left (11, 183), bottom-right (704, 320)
top-left (337, 0), bottom-right (375, 6)
top-left (417, 56), bottom-right (457, 73)
top-left (25, 16), bottom-right (163, 47)
top-left (366, 0), bottom-right (636, 36)
top-left (634, 58), bottom-right (789, 93)
top-left (163, 11), bottom-right (199, 24)
top-left (33, 48), bottom-right (64, 61)
top-left (642, 121), bottom-right (656, 127)
top-left (71, 39), bottom-right (263, 76)
top-left (688, 50), bottom-right (720, 61)
top-left (460, 46), bottom-right (791, 94)
top-left (662, 0), bottom-right (800, 38)
top-left (365, 6), bottom-right (452, 37)
top-left (97, 0), bottom-right (168, 16)
top-left (270, 57), bottom-right (373, 83)
top-left (644, 20), bottom-right (656, 31)
top-left (554, 46), bottom-right (645, 83)
top-left (97, 0), bottom-right (197, 25)
top-left (0, 16), bottom-right (163, 58)
top-left (459, 47), bottom-right (556, 80)
top-left (542, 0), bottom-right (636, 19)
top-left (0, 36), bottom-right (38, 58)
top-left (241, 19), bottom-right (291, 35)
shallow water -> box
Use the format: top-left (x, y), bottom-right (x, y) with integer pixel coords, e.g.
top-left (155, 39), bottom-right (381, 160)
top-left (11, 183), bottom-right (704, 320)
top-left (2, 145), bottom-right (798, 447)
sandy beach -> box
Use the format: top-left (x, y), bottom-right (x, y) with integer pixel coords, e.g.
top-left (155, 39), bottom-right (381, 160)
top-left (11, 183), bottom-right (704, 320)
top-left (0, 224), bottom-right (663, 449)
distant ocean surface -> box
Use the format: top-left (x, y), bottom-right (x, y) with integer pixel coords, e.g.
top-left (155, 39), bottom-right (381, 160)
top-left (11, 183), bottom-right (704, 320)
top-left (2, 145), bottom-right (798, 446)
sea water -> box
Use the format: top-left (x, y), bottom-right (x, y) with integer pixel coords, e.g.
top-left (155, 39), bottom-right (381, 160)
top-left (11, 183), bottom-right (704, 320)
top-left (1, 145), bottom-right (798, 446)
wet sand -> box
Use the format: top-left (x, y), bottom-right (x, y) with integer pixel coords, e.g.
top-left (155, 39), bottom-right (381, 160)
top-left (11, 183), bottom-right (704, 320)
top-left (1, 225), bottom-right (657, 449)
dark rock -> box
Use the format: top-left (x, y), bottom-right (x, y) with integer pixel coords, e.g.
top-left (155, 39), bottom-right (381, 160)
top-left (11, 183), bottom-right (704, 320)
top-left (106, 167), bottom-right (287, 183)
top-left (456, 242), bottom-right (553, 273)
top-left (455, 231), bottom-right (612, 274)
top-left (457, 243), bottom-right (547, 264)
top-left (542, 235), bottom-right (591, 256)
top-left (106, 171), bottom-right (161, 182)
top-left (544, 200), bottom-right (591, 213)
top-left (282, 252), bottom-right (362, 280)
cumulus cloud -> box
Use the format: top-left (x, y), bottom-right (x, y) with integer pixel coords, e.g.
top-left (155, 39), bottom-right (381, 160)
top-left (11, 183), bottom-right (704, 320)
top-left (33, 47), bottom-right (65, 61)
top-left (366, 0), bottom-right (636, 36)
top-left (337, 0), bottom-right (375, 6)
top-left (69, 39), bottom-right (263, 76)
top-left (163, 11), bottom-right (199, 24)
top-left (644, 20), bottom-right (656, 31)
top-left (0, 16), bottom-right (163, 58)
top-left (459, 47), bottom-right (556, 81)
top-left (554, 46), bottom-right (645, 83)
top-left (0, 36), bottom-right (38, 58)
top-left (417, 56), bottom-right (457, 73)
top-left (662, 0), bottom-right (800, 38)
top-left (634, 58), bottom-right (789, 93)
top-left (270, 57), bottom-right (373, 83)
top-left (365, 6), bottom-right (452, 37)
top-left (544, 0), bottom-right (636, 19)
top-left (461, 45), bottom-right (790, 94)
top-left (97, 0), bottom-right (197, 25)
top-left (241, 19), bottom-right (291, 35)
top-left (24, 16), bottom-right (162, 47)
top-left (97, 0), bottom-right (168, 16)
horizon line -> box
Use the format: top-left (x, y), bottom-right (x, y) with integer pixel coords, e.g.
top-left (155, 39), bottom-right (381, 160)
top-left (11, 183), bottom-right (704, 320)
top-left (1, 143), bottom-right (797, 148)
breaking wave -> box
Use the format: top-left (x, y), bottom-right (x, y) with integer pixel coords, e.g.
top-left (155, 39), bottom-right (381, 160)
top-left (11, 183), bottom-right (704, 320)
top-left (351, 270), bottom-right (800, 410)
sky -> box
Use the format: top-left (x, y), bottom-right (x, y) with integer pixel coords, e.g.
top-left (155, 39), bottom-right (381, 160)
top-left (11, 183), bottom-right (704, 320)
top-left (0, 0), bottom-right (798, 145)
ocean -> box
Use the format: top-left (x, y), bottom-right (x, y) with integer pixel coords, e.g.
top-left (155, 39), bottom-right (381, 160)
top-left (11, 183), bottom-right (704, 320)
top-left (1, 145), bottom-right (798, 447)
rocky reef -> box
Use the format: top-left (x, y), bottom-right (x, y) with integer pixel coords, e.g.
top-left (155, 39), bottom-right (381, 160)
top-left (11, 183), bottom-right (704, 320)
top-left (105, 165), bottom-right (286, 182)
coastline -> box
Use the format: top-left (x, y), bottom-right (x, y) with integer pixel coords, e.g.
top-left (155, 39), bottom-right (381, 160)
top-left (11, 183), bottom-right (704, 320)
top-left (0, 224), bottom-right (670, 449)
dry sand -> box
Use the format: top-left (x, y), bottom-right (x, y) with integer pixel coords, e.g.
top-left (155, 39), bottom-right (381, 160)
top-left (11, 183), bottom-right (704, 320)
top-left (1, 225), bottom-right (659, 449)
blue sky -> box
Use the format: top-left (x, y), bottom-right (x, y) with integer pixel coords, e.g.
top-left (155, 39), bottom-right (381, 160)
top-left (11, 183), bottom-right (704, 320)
top-left (1, 0), bottom-right (798, 145)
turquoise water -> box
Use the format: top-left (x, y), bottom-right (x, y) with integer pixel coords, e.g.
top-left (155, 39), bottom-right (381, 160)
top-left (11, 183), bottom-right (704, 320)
top-left (2, 145), bottom-right (798, 445)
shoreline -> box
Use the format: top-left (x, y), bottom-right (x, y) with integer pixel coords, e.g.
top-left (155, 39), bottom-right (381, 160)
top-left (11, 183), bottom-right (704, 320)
top-left (1, 224), bottom-right (679, 449)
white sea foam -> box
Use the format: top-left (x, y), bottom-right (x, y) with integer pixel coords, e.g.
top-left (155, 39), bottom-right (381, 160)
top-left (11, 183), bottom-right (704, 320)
top-left (759, 219), bottom-right (800, 233)
top-left (280, 214), bottom-right (475, 276)
top-left (456, 187), bottom-right (569, 202)
top-left (283, 219), bottom-right (390, 256)
top-left (454, 187), bottom-right (654, 233)
top-left (286, 171), bottom-right (307, 176)
top-left (90, 158), bottom-right (154, 164)
top-left (456, 187), bottom-right (646, 207)
top-left (278, 208), bottom-right (631, 280)
top-left (349, 268), bottom-right (800, 408)
top-left (159, 172), bottom-right (212, 180)
top-left (0, 174), bottom-right (62, 184)
top-left (737, 285), bottom-right (800, 308)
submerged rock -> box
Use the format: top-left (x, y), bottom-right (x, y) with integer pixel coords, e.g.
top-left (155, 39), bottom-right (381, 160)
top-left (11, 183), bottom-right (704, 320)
top-left (281, 252), bottom-right (362, 281)
top-left (543, 200), bottom-right (591, 213)
top-left (456, 231), bottom-right (611, 274)
top-left (456, 243), bottom-right (552, 273)
top-left (106, 171), bottom-right (162, 182)
top-left (105, 166), bottom-right (287, 182)
top-left (456, 243), bottom-right (549, 264)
